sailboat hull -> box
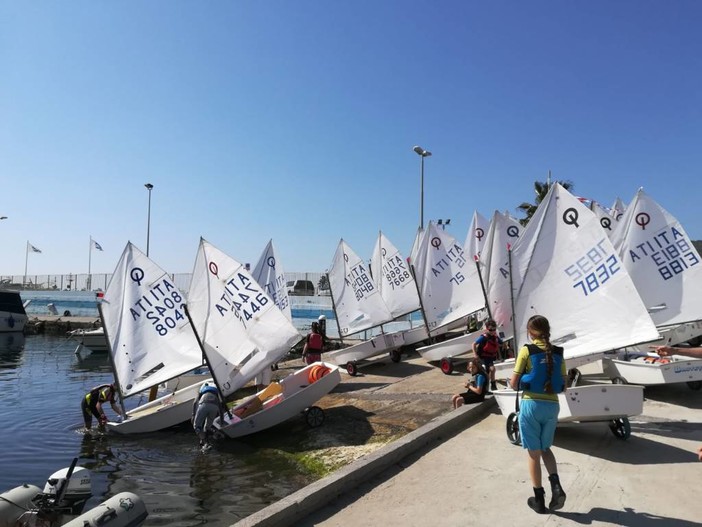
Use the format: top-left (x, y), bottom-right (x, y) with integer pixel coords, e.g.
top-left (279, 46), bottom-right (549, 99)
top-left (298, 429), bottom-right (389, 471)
top-left (602, 356), bottom-right (702, 386)
top-left (416, 330), bottom-right (480, 363)
top-left (494, 384), bottom-right (644, 423)
top-left (106, 381), bottom-right (207, 434)
top-left (216, 362), bottom-right (341, 439)
top-left (326, 334), bottom-right (400, 365)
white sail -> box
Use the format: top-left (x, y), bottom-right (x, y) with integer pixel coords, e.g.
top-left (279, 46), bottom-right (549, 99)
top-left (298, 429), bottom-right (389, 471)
top-left (412, 221), bottom-right (485, 332)
top-left (371, 231), bottom-right (420, 319)
top-left (589, 201), bottom-right (619, 239)
top-left (611, 188), bottom-right (702, 327)
top-left (409, 226), bottom-right (424, 267)
top-left (611, 196), bottom-right (627, 221)
top-left (251, 239), bottom-right (292, 321)
top-left (328, 239), bottom-right (393, 337)
top-left (510, 183), bottom-right (659, 360)
top-left (101, 242), bottom-right (203, 397)
top-left (480, 210), bottom-right (522, 340)
top-left (187, 238), bottom-right (301, 397)
top-left (463, 210), bottom-right (490, 260)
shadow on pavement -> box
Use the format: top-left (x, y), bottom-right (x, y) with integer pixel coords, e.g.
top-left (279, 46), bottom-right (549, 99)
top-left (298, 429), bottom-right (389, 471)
top-left (556, 506), bottom-right (700, 526)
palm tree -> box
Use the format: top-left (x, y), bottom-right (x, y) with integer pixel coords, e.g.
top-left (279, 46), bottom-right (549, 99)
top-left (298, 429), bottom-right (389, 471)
top-left (517, 174), bottom-right (573, 226)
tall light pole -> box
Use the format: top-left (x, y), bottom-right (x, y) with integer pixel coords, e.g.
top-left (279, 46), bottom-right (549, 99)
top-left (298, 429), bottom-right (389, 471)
top-left (413, 145), bottom-right (432, 230)
top-left (144, 183), bottom-right (154, 256)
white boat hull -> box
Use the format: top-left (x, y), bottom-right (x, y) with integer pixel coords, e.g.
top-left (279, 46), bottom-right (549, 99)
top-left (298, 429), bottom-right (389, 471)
top-left (216, 362), bottom-right (341, 439)
top-left (68, 328), bottom-right (108, 352)
top-left (493, 384), bottom-right (644, 423)
top-left (106, 381), bottom-right (207, 434)
top-left (326, 334), bottom-right (400, 365)
top-left (416, 330), bottom-right (480, 363)
top-left (602, 356), bottom-right (702, 386)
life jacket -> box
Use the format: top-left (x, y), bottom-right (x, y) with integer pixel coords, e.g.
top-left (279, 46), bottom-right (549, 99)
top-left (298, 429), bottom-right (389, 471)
top-left (86, 385), bottom-right (114, 405)
top-left (477, 333), bottom-right (500, 358)
top-left (519, 344), bottom-right (565, 394)
top-left (307, 332), bottom-right (323, 351)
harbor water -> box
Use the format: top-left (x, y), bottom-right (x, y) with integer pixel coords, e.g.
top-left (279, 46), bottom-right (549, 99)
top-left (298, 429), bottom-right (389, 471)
top-left (1, 292), bottom-right (341, 525)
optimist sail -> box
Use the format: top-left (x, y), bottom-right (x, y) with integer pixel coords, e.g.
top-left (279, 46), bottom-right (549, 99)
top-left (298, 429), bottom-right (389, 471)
top-left (510, 183), bottom-right (659, 360)
top-left (371, 231), bottom-right (420, 319)
top-left (412, 221), bottom-right (484, 332)
top-left (187, 238), bottom-right (301, 397)
top-left (589, 201), bottom-right (619, 240)
top-left (480, 210), bottom-right (522, 340)
top-left (611, 188), bottom-right (702, 327)
top-left (101, 242), bottom-right (203, 397)
top-left (463, 210), bottom-right (490, 261)
top-left (251, 239), bottom-right (292, 321)
top-left (328, 239), bottom-right (393, 337)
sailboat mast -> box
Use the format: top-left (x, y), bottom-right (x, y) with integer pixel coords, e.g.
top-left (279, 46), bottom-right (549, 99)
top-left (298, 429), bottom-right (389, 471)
top-left (326, 272), bottom-right (345, 346)
top-left (507, 245), bottom-right (518, 351)
top-left (98, 302), bottom-right (128, 418)
top-left (410, 263), bottom-right (433, 343)
top-left (183, 304), bottom-right (232, 418)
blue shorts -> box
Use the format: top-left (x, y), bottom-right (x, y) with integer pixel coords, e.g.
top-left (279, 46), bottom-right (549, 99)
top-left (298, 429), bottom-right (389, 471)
top-left (518, 398), bottom-right (559, 451)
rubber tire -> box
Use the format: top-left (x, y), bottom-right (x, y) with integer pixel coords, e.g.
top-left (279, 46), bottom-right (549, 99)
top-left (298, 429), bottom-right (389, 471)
top-left (611, 376), bottom-right (628, 385)
top-left (390, 348), bottom-right (402, 363)
top-left (346, 361), bottom-right (359, 376)
top-left (609, 417), bottom-right (631, 440)
top-left (305, 406), bottom-right (325, 428)
top-left (686, 380), bottom-right (702, 390)
top-left (440, 357), bottom-right (454, 375)
top-left (506, 412), bottom-right (521, 446)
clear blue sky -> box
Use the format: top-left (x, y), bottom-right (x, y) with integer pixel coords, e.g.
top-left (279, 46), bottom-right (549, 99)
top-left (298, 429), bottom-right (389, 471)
top-left (2, 1), bottom-right (701, 277)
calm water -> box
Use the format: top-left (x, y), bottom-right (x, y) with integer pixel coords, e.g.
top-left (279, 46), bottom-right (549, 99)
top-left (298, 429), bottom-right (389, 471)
top-left (0, 332), bottom-right (330, 525)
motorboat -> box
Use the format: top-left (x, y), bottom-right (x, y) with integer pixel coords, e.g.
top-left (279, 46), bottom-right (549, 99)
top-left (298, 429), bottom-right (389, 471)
top-left (0, 290), bottom-right (28, 333)
top-left (68, 327), bottom-right (107, 353)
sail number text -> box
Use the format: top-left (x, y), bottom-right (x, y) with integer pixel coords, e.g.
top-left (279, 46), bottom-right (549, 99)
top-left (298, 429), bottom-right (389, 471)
top-left (382, 255), bottom-right (411, 290)
top-left (130, 279), bottom-right (186, 337)
top-left (625, 227), bottom-right (699, 281)
top-left (564, 239), bottom-right (620, 297)
top-left (216, 272), bottom-right (269, 327)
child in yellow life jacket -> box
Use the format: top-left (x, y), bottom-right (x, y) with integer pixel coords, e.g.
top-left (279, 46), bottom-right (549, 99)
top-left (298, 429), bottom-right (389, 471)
top-left (81, 383), bottom-right (121, 429)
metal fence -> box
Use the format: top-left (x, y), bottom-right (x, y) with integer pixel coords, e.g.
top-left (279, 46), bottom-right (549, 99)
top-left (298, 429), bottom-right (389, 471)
top-left (0, 271), bottom-right (327, 294)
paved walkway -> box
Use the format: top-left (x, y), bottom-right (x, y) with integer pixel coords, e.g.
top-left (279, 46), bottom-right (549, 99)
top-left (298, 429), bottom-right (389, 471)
top-left (237, 369), bottom-right (702, 527)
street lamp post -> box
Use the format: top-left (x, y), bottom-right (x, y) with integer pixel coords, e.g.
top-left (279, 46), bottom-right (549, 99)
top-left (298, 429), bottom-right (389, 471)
top-left (413, 145), bottom-right (432, 230)
top-left (144, 183), bottom-right (154, 256)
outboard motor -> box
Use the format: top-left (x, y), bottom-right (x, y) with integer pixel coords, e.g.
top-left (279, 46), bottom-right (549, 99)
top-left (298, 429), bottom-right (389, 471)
top-left (17, 459), bottom-right (92, 526)
top-left (47, 303), bottom-right (59, 316)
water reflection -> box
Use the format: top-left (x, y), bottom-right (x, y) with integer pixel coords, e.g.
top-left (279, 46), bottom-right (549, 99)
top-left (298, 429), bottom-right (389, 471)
top-left (0, 332), bottom-right (25, 368)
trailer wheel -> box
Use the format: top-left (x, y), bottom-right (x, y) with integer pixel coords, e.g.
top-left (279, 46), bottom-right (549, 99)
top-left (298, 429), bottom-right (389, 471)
top-left (611, 376), bottom-right (627, 385)
top-left (346, 361), bottom-right (359, 376)
top-left (609, 417), bottom-right (631, 439)
top-left (305, 406), bottom-right (325, 428)
top-left (440, 357), bottom-right (454, 375)
top-left (686, 381), bottom-right (702, 390)
top-left (390, 348), bottom-right (402, 363)
top-left (506, 412), bottom-right (521, 445)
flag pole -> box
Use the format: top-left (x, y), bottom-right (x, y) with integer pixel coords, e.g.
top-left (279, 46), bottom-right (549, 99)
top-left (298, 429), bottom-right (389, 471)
top-left (24, 241), bottom-right (29, 286)
top-left (88, 236), bottom-right (93, 290)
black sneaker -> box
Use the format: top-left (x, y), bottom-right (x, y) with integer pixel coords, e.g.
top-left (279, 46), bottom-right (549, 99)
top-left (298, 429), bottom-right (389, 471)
top-left (490, 381), bottom-right (498, 391)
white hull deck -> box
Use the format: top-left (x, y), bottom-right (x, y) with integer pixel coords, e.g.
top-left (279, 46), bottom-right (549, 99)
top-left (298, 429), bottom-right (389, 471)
top-left (416, 331), bottom-right (477, 363)
top-left (494, 384), bottom-right (644, 423)
top-left (106, 381), bottom-right (207, 434)
top-left (68, 328), bottom-right (108, 352)
top-left (216, 362), bottom-right (341, 439)
top-left (326, 333), bottom-right (401, 366)
top-left (602, 355), bottom-right (702, 387)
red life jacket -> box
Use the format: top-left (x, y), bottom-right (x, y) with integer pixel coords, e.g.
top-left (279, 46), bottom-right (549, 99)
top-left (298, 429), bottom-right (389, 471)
top-left (307, 332), bottom-right (323, 351)
top-left (477, 334), bottom-right (500, 358)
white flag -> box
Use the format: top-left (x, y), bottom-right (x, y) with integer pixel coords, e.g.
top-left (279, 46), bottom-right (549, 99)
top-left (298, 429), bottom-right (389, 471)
top-left (93, 240), bottom-right (103, 251)
top-left (29, 243), bottom-right (41, 253)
